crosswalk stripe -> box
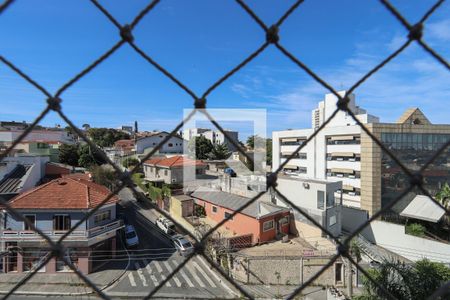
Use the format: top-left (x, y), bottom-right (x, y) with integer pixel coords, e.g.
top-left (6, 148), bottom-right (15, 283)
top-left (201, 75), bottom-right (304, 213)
top-left (128, 272), bottom-right (137, 287)
top-left (153, 260), bottom-right (172, 287)
top-left (134, 262), bottom-right (148, 287)
top-left (163, 261), bottom-right (182, 287)
top-left (197, 255), bottom-right (237, 297)
top-left (143, 259), bottom-right (159, 286)
top-left (193, 260), bottom-right (216, 288)
top-left (171, 260), bottom-right (194, 288)
top-left (186, 263), bottom-right (206, 288)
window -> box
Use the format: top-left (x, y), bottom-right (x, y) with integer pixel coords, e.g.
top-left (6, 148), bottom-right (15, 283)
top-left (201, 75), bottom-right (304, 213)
top-left (326, 194), bottom-right (335, 207)
top-left (94, 211), bottom-right (111, 224)
top-left (224, 212), bottom-right (233, 220)
top-left (168, 143), bottom-right (173, 147)
top-left (53, 215), bottom-right (71, 231)
top-left (211, 206), bottom-right (217, 213)
top-left (335, 263), bottom-right (343, 283)
top-left (37, 143), bottom-right (48, 149)
top-left (24, 215), bottom-right (36, 231)
top-left (317, 191), bottom-right (325, 210)
top-left (263, 220), bottom-right (274, 231)
top-left (164, 170), bottom-right (168, 176)
top-left (279, 216), bottom-right (289, 226)
top-left (329, 215), bottom-right (337, 226)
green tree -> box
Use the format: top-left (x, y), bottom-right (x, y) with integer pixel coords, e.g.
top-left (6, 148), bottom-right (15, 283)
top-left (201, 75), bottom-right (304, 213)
top-left (87, 128), bottom-right (130, 147)
top-left (122, 157), bottom-right (139, 168)
top-left (58, 144), bottom-right (80, 166)
top-left (436, 182), bottom-right (450, 227)
top-left (209, 142), bottom-right (231, 160)
top-left (90, 165), bottom-right (118, 190)
top-left (246, 135), bottom-right (265, 149)
top-left (266, 138), bottom-right (272, 167)
top-left (405, 223), bottom-right (426, 237)
top-left (187, 136), bottom-right (213, 160)
top-left (77, 144), bottom-right (106, 168)
top-left (356, 259), bottom-right (450, 300)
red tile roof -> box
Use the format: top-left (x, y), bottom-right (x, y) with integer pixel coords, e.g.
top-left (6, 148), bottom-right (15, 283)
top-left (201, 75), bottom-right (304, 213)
top-left (115, 139), bottom-right (134, 147)
top-left (8, 175), bottom-right (118, 210)
top-left (144, 156), bottom-right (206, 168)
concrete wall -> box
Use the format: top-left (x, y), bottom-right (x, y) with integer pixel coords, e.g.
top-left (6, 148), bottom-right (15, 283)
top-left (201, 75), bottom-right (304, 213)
top-left (231, 254), bottom-right (354, 287)
top-left (362, 220), bottom-right (450, 263)
top-left (341, 206), bottom-right (368, 232)
top-left (275, 177), bottom-right (342, 236)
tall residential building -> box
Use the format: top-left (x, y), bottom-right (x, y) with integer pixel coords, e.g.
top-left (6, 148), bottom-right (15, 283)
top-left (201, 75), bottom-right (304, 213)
top-left (181, 128), bottom-right (239, 152)
top-left (273, 91), bottom-right (450, 216)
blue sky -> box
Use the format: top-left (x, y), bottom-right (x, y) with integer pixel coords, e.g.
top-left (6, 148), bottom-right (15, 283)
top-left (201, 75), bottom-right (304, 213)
top-left (1, 0), bottom-right (449, 140)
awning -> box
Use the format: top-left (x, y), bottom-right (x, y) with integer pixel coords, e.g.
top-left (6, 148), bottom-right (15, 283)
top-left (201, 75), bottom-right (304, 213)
top-left (343, 185), bottom-right (354, 191)
top-left (331, 152), bottom-right (354, 157)
top-left (283, 165), bottom-right (298, 170)
top-left (331, 168), bottom-right (354, 174)
top-left (281, 138), bottom-right (298, 142)
top-left (281, 151), bottom-right (294, 156)
top-left (330, 135), bottom-right (355, 141)
top-left (399, 195), bottom-right (445, 223)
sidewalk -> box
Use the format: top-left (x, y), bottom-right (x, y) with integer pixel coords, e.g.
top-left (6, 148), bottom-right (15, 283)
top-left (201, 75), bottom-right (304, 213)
top-left (0, 259), bottom-right (128, 296)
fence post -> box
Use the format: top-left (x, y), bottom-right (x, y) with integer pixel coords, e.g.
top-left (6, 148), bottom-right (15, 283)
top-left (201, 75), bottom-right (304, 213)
top-left (300, 257), bottom-right (303, 285)
top-left (247, 258), bottom-right (250, 283)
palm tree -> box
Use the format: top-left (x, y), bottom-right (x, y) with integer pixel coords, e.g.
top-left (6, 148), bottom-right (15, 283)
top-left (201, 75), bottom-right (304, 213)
top-left (435, 182), bottom-right (450, 227)
top-left (209, 142), bottom-right (231, 160)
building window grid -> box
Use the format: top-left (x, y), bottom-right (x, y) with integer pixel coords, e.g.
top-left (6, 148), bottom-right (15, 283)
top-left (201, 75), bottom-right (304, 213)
top-left (326, 137), bottom-right (361, 145)
top-left (53, 215), bottom-right (71, 231)
top-left (381, 133), bottom-right (450, 151)
top-left (211, 206), bottom-right (217, 214)
top-left (281, 153), bottom-right (307, 159)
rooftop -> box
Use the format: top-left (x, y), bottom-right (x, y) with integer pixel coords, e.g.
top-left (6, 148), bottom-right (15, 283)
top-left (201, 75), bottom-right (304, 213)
top-left (191, 189), bottom-right (289, 219)
top-left (8, 175), bottom-right (118, 210)
top-left (144, 156), bottom-right (206, 168)
top-left (0, 164), bottom-right (32, 195)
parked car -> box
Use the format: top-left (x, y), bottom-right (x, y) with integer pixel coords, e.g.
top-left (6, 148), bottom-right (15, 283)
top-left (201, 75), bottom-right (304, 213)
top-left (156, 216), bottom-right (176, 236)
top-left (172, 236), bottom-right (194, 256)
top-left (125, 225), bottom-right (139, 248)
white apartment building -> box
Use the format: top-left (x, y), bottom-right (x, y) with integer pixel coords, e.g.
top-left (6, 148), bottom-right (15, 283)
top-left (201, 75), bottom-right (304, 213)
top-left (273, 91), bottom-right (379, 209)
top-left (181, 128), bottom-right (239, 151)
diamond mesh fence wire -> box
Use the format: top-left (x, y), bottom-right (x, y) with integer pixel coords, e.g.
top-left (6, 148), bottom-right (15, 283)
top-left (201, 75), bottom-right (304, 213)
top-left (0, 0), bottom-right (449, 299)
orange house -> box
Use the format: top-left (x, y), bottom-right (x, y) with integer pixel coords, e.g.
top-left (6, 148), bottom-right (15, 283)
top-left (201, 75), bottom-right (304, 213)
top-left (191, 190), bottom-right (291, 245)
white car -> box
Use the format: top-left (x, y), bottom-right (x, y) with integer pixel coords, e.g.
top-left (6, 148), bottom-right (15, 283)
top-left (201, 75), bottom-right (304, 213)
top-left (125, 225), bottom-right (139, 248)
top-left (156, 217), bottom-right (176, 236)
top-left (173, 236), bottom-right (194, 256)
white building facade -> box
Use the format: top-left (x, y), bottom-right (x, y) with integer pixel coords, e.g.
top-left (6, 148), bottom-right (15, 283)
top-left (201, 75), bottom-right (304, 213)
top-left (273, 91), bottom-right (379, 208)
top-left (181, 128), bottom-right (239, 151)
top-left (135, 132), bottom-right (184, 154)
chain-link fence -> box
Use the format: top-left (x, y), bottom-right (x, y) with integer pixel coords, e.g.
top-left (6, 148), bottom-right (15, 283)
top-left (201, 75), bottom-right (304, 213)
top-left (1, 0), bottom-right (449, 299)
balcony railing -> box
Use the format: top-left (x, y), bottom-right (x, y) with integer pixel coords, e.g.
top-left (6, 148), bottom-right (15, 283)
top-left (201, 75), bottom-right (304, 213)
top-left (1, 219), bottom-right (123, 240)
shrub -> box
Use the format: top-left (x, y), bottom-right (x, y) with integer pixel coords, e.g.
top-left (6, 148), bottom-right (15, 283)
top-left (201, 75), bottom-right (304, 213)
top-left (406, 223), bottom-right (426, 237)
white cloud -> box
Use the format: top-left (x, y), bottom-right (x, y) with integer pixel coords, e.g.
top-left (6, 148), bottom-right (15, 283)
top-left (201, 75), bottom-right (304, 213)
top-left (427, 19), bottom-right (450, 42)
top-left (230, 27), bottom-right (450, 131)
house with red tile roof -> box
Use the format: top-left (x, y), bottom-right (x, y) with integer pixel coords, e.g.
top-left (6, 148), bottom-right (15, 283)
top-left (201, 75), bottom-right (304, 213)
top-left (143, 155), bottom-right (207, 185)
top-left (0, 175), bottom-right (122, 274)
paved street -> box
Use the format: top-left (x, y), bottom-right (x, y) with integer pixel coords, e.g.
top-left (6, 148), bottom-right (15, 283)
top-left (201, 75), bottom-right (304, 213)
top-left (104, 188), bottom-right (237, 298)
